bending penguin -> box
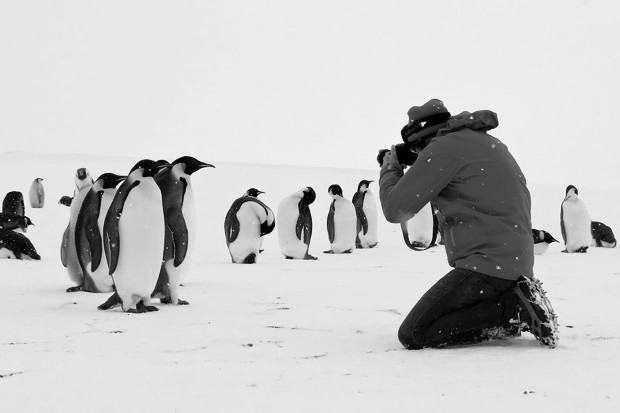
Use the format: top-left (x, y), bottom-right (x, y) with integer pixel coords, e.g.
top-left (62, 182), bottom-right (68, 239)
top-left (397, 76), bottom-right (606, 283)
top-left (151, 156), bottom-right (214, 305)
top-left (224, 188), bottom-right (275, 264)
top-left (591, 221), bottom-right (617, 248)
top-left (532, 228), bottom-right (559, 255)
top-left (73, 173), bottom-right (126, 293)
top-left (325, 184), bottom-right (356, 254)
top-left (352, 180), bottom-right (378, 249)
top-left (560, 185), bottom-right (592, 253)
top-left (277, 186), bottom-right (317, 260)
top-left (29, 178), bottom-right (45, 208)
top-left (61, 168), bottom-right (94, 292)
top-left (0, 229), bottom-right (41, 260)
top-left (100, 159), bottom-right (168, 313)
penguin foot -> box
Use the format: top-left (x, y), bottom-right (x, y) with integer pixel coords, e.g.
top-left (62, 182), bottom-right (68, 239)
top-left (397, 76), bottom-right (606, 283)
top-left (66, 285), bottom-right (83, 293)
top-left (343, 249), bottom-right (353, 254)
top-left (575, 246), bottom-right (589, 253)
top-left (323, 250), bottom-right (334, 254)
top-left (304, 254), bottom-right (318, 260)
top-left (178, 299), bottom-right (189, 305)
top-left (127, 301), bottom-right (159, 313)
top-left (242, 253), bottom-right (257, 264)
top-left (159, 297), bottom-right (190, 305)
top-left (98, 292), bottom-right (121, 310)
top-left (285, 256), bottom-right (294, 260)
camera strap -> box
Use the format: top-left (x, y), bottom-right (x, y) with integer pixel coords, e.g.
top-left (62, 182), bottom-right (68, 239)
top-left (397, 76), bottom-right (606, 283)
top-left (399, 214), bottom-right (438, 251)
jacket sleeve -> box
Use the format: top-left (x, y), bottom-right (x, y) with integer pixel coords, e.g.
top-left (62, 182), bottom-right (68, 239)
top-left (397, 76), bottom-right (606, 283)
top-left (379, 140), bottom-right (459, 223)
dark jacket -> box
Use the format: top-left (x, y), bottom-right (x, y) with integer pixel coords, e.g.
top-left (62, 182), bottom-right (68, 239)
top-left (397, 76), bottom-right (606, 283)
top-left (379, 110), bottom-right (533, 281)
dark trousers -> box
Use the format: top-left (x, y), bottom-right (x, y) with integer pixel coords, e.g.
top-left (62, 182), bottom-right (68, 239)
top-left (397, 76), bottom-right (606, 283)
top-left (398, 268), bottom-right (518, 349)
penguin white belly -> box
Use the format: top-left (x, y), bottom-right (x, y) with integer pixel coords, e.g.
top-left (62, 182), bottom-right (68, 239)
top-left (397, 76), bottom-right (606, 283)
top-left (331, 200), bottom-right (356, 253)
top-left (89, 192), bottom-right (115, 292)
top-left (229, 202), bottom-right (263, 263)
top-left (533, 242), bottom-right (549, 255)
top-left (113, 186), bottom-right (165, 308)
top-left (562, 200), bottom-right (592, 252)
top-left (406, 202), bottom-right (434, 246)
top-left (357, 195), bottom-right (378, 248)
top-left (0, 248), bottom-right (17, 259)
top-left (277, 197), bottom-right (307, 258)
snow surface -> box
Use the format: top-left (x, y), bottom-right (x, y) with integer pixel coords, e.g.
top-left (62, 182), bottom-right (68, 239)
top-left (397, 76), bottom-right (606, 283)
top-left (1, 152), bottom-right (620, 412)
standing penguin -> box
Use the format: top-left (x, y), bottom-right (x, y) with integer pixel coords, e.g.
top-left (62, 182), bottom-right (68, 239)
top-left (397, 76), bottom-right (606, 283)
top-left (29, 178), bottom-right (45, 208)
top-left (352, 180), bottom-right (378, 249)
top-left (100, 159), bottom-right (168, 313)
top-left (73, 173), bottom-right (126, 293)
top-left (560, 185), bottom-right (592, 253)
top-left (61, 168), bottom-right (95, 292)
top-left (402, 202), bottom-right (437, 249)
top-left (277, 186), bottom-right (317, 260)
top-left (325, 184), bottom-right (356, 254)
top-left (224, 188), bottom-right (275, 264)
top-left (532, 228), bottom-right (559, 255)
top-left (151, 156), bottom-right (214, 305)
top-left (2, 191), bottom-right (25, 216)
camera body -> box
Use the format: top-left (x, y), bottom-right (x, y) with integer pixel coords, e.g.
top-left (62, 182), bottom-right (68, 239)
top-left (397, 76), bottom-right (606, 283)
top-left (377, 143), bottom-right (419, 167)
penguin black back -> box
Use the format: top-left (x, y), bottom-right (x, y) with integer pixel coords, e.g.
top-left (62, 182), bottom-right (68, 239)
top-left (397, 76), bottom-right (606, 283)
top-left (3, 192), bottom-right (25, 216)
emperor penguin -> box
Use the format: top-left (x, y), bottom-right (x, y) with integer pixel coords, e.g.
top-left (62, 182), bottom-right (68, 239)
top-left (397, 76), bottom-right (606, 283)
top-left (532, 228), bottom-right (559, 255)
top-left (100, 159), bottom-right (168, 313)
top-left (151, 156), bottom-right (214, 305)
top-left (2, 191), bottom-right (25, 216)
top-left (73, 173), bottom-right (126, 293)
top-left (29, 178), bottom-right (45, 208)
top-left (61, 167), bottom-right (95, 292)
top-left (352, 180), bottom-right (378, 249)
top-left (0, 213), bottom-right (34, 233)
top-left (277, 186), bottom-right (317, 260)
top-left (225, 188), bottom-right (275, 264)
top-left (0, 229), bottom-right (41, 260)
top-left (325, 184), bottom-right (356, 254)
top-left (591, 221), bottom-right (617, 248)
top-left (403, 202), bottom-right (436, 248)
top-left (560, 185), bottom-right (592, 253)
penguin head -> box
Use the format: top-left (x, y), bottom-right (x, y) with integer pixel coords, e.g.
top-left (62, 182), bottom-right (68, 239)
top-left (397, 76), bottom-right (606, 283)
top-left (172, 156), bottom-right (215, 175)
top-left (244, 188), bottom-right (264, 197)
top-left (130, 159), bottom-right (170, 178)
top-left (75, 168), bottom-right (94, 190)
top-left (328, 184), bottom-right (343, 198)
top-left (96, 173), bottom-right (127, 189)
top-left (357, 180), bottom-right (374, 192)
top-left (565, 185), bottom-right (578, 196)
top-left (543, 231), bottom-right (559, 244)
top-left (301, 187), bottom-right (316, 205)
top-left (35, 178), bottom-right (43, 183)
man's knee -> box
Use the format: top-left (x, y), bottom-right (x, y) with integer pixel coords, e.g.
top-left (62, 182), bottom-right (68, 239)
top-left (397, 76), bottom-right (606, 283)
top-left (398, 326), bottom-right (425, 350)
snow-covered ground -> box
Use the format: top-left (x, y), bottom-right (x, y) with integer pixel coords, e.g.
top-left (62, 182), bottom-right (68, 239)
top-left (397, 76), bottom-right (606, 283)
top-left (1, 152), bottom-right (619, 412)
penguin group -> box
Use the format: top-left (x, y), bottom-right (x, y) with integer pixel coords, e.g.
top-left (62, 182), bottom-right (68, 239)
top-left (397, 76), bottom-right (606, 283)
top-left (224, 179), bottom-right (397, 263)
top-left (0, 190), bottom-right (40, 260)
top-left (59, 157), bottom-right (214, 313)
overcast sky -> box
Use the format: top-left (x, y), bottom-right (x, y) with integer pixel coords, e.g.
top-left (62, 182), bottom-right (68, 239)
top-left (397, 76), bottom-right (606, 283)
top-left (1, 1), bottom-right (618, 188)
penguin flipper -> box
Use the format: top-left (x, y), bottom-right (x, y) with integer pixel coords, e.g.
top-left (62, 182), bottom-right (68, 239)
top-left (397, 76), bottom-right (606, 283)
top-left (60, 223), bottom-right (70, 267)
top-left (224, 209), bottom-right (241, 245)
top-left (75, 189), bottom-right (102, 275)
top-left (260, 219), bottom-right (275, 237)
top-left (353, 193), bottom-right (369, 235)
top-left (104, 180), bottom-right (140, 275)
top-left (560, 206), bottom-right (567, 245)
top-left (327, 201), bottom-right (336, 244)
top-left (167, 210), bottom-right (189, 267)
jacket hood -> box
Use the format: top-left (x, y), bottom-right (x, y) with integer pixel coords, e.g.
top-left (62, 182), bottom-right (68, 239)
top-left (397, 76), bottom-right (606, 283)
top-left (437, 110), bottom-right (499, 136)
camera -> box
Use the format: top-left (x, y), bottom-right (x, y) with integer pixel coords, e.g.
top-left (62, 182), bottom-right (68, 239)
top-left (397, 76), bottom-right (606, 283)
top-left (377, 143), bottom-right (418, 167)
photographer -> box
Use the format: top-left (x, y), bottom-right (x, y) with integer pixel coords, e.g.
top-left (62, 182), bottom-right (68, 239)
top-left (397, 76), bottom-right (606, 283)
top-left (379, 99), bottom-right (558, 349)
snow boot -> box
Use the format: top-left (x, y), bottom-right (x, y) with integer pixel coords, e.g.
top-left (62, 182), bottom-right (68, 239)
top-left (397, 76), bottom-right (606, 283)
top-left (512, 276), bottom-right (559, 348)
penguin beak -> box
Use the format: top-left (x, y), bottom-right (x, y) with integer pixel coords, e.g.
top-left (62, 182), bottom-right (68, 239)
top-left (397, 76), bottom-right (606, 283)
top-left (115, 176), bottom-right (127, 184)
top-left (198, 162), bottom-right (215, 170)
